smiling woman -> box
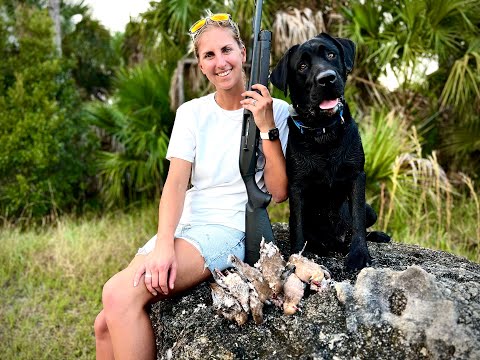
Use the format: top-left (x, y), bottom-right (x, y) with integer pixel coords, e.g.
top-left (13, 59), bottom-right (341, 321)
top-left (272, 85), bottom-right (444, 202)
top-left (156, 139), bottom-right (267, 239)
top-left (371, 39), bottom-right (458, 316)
top-left (92, 13), bottom-right (290, 360)
top-left (80, 0), bottom-right (151, 32)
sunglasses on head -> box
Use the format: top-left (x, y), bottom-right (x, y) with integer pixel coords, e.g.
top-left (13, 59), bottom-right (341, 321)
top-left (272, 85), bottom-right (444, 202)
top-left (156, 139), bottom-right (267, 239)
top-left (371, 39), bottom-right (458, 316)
top-left (189, 13), bottom-right (232, 36)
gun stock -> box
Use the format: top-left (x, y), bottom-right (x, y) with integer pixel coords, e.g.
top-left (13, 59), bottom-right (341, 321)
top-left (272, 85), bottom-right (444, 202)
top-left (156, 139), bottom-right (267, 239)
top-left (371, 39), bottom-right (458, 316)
top-left (239, 0), bottom-right (273, 265)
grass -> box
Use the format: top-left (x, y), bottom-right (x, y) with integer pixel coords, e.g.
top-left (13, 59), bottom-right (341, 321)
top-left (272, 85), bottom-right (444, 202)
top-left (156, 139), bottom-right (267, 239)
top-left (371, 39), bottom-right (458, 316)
top-left (0, 190), bottom-right (478, 359)
top-left (0, 205), bottom-right (158, 359)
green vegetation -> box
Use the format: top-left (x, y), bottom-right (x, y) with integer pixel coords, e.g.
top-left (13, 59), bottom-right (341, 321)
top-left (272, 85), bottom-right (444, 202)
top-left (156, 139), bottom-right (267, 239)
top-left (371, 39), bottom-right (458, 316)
top-left (0, 5), bottom-right (93, 223)
top-left (0, 194), bottom-right (477, 359)
top-left (360, 108), bottom-right (480, 262)
top-left (271, 106), bottom-right (480, 263)
top-left (85, 63), bottom-right (175, 207)
top-left (0, 0), bottom-right (478, 357)
top-left (62, 13), bottom-right (121, 100)
top-left (343, 0), bottom-right (480, 173)
top-left (0, 205), bottom-right (157, 359)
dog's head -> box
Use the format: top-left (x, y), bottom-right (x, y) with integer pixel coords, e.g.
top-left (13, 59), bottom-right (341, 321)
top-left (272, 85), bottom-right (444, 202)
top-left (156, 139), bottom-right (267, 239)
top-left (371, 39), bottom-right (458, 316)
top-left (271, 33), bottom-right (355, 123)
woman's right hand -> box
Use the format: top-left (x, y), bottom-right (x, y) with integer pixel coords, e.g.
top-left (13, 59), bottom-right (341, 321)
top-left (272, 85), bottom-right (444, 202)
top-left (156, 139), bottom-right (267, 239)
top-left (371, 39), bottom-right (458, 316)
top-left (133, 239), bottom-right (177, 296)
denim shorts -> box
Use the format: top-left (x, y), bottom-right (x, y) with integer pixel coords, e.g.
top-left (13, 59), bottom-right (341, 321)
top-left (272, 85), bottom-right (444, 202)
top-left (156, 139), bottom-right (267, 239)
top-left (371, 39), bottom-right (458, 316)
top-left (136, 223), bottom-right (245, 272)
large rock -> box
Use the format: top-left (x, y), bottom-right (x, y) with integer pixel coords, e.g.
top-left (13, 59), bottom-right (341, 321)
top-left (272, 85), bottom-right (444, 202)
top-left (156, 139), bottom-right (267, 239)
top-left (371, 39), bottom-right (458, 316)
top-left (150, 223), bottom-right (480, 359)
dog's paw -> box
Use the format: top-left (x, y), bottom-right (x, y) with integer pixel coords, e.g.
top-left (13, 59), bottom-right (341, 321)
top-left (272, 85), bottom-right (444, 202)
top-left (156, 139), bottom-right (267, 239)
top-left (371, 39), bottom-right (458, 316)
top-left (366, 231), bottom-right (391, 243)
top-left (345, 246), bottom-right (372, 271)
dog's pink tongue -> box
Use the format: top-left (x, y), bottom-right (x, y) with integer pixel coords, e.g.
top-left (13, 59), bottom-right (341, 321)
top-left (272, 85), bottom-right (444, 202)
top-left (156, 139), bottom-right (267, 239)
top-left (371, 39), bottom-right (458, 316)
top-left (319, 98), bottom-right (339, 110)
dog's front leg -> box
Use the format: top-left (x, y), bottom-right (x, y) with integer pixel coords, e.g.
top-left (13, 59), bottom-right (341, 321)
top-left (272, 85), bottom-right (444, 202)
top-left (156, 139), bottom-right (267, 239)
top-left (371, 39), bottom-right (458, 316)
top-left (345, 171), bottom-right (372, 270)
top-left (288, 184), bottom-right (306, 254)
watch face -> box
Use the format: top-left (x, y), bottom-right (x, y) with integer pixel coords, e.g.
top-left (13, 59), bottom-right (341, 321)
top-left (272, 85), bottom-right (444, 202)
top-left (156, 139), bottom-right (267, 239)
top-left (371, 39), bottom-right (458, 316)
top-left (269, 128), bottom-right (279, 140)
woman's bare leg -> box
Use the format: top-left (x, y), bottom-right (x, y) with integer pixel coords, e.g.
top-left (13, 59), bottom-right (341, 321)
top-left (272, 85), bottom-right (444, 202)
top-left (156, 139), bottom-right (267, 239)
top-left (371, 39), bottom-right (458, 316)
top-left (94, 310), bottom-right (114, 360)
top-left (95, 238), bottom-right (211, 360)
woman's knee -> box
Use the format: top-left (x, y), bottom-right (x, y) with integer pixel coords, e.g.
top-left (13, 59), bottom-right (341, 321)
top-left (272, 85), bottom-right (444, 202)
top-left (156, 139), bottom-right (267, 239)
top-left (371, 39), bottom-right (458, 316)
top-left (102, 273), bottom-right (133, 317)
top-left (102, 269), bottom-right (148, 320)
top-left (94, 310), bottom-right (109, 339)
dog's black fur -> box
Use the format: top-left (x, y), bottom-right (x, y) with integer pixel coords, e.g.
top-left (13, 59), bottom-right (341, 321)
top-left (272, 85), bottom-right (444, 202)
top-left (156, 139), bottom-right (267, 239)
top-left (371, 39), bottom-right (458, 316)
top-left (271, 33), bottom-right (390, 270)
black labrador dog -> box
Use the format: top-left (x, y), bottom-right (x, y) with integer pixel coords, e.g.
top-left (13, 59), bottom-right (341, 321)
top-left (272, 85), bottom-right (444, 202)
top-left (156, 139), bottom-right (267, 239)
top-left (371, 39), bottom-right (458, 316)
top-left (270, 33), bottom-right (390, 270)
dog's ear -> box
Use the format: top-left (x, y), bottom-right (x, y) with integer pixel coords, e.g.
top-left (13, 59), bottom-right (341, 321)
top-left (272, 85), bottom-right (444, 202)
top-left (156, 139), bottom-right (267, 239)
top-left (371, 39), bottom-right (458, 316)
top-left (270, 44), bottom-right (299, 97)
top-left (315, 33), bottom-right (356, 75)
top-left (335, 37), bottom-right (356, 74)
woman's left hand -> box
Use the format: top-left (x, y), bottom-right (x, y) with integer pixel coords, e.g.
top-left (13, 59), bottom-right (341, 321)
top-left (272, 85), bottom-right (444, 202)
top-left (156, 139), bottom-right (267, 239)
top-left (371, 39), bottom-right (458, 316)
top-left (241, 84), bottom-right (288, 203)
top-left (241, 84), bottom-right (276, 132)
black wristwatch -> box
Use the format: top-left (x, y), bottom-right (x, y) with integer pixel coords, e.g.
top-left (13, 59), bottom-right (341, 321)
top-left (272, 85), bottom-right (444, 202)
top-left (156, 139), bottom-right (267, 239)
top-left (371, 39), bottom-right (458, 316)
top-left (260, 127), bottom-right (279, 141)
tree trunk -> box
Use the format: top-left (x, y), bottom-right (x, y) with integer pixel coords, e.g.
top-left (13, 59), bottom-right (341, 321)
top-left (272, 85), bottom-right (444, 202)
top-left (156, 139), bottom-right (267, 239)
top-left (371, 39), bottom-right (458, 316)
top-left (47, 0), bottom-right (61, 56)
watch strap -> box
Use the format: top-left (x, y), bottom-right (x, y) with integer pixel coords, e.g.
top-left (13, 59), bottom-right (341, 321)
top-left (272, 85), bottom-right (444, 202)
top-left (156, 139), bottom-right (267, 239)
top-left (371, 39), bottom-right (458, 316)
top-left (260, 127), bottom-right (279, 141)
top-left (260, 131), bottom-right (270, 140)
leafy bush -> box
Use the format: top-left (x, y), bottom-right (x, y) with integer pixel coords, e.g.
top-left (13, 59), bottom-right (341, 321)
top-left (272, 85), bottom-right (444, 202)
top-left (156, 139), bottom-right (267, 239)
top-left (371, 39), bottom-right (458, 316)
top-left (360, 107), bottom-right (479, 258)
top-left (62, 15), bottom-right (120, 100)
top-left (361, 108), bottom-right (417, 194)
top-left (86, 63), bottom-right (175, 206)
top-left (343, 0), bottom-right (480, 177)
top-left (0, 5), bottom-right (94, 223)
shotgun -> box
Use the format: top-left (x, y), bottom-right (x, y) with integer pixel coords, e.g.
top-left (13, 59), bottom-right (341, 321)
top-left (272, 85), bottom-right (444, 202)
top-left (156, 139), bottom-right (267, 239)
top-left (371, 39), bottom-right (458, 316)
top-left (239, 0), bottom-right (273, 265)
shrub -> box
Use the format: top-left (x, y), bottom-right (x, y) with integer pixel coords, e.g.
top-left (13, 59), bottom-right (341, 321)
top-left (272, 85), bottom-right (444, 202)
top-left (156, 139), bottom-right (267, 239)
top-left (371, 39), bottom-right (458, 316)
top-left (0, 5), bottom-right (94, 223)
top-left (85, 63), bottom-right (175, 207)
top-left (360, 107), bottom-right (479, 258)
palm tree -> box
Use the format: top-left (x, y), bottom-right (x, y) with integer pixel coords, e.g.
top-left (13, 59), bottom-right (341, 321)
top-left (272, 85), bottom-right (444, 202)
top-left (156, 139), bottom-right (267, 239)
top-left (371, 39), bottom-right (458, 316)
top-left (342, 0), bottom-right (479, 172)
top-left (85, 63), bottom-right (175, 207)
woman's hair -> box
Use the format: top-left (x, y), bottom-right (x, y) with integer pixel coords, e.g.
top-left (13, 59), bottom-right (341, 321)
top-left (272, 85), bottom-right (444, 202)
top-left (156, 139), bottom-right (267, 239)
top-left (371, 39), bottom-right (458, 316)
top-left (191, 12), bottom-right (245, 59)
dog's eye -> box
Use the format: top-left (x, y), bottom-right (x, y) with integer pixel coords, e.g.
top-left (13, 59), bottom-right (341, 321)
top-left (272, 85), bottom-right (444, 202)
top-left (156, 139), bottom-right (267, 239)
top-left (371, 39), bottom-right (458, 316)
top-left (298, 63), bottom-right (308, 71)
top-left (327, 52), bottom-right (336, 60)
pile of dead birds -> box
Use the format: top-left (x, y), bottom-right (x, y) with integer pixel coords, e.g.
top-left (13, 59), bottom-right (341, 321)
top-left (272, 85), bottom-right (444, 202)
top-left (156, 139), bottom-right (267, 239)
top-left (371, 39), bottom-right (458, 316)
top-left (210, 239), bottom-right (333, 325)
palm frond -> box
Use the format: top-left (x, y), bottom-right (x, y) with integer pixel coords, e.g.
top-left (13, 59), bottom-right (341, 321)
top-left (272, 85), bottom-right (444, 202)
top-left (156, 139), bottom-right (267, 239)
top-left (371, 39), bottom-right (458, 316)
top-left (83, 102), bottom-right (128, 152)
top-left (131, 0), bottom-right (223, 66)
top-left (424, 0), bottom-right (478, 59)
top-left (88, 62), bottom-right (175, 206)
top-left (115, 63), bottom-right (174, 129)
top-left (272, 8), bottom-right (326, 58)
top-left (440, 51), bottom-right (480, 110)
top-left (444, 119), bottom-right (480, 154)
top-left (382, 150), bottom-right (454, 236)
top-left (84, 102), bottom-right (127, 136)
top-left (361, 108), bottom-right (417, 190)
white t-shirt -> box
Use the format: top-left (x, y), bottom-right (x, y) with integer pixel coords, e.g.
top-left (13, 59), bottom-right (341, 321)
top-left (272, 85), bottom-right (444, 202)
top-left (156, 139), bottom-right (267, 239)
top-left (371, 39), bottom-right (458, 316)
top-left (166, 92), bottom-right (289, 232)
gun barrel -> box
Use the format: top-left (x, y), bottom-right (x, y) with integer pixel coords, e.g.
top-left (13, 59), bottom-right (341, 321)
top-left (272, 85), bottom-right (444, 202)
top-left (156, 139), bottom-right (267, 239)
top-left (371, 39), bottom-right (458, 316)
top-left (257, 31), bottom-right (271, 86)
top-left (239, 0), bottom-right (274, 265)
top-left (248, 0), bottom-right (264, 88)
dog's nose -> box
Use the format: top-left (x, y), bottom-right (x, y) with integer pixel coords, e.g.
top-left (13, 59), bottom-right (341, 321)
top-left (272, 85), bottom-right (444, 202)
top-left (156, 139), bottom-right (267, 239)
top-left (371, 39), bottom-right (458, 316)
top-left (316, 70), bottom-right (337, 87)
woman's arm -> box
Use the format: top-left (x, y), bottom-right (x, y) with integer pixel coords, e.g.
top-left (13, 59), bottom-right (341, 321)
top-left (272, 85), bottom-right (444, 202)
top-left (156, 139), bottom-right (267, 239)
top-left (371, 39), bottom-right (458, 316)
top-left (241, 84), bottom-right (288, 203)
top-left (133, 158), bottom-right (192, 295)
top-left (261, 133), bottom-right (288, 203)
top-left (156, 158), bottom-right (192, 244)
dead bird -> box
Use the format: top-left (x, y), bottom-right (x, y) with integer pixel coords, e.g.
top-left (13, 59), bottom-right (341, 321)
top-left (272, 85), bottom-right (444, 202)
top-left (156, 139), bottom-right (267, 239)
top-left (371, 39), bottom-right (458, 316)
top-left (210, 283), bottom-right (248, 325)
top-left (248, 288), bottom-right (264, 324)
top-left (228, 255), bottom-right (269, 324)
top-left (255, 238), bottom-right (286, 296)
top-left (283, 273), bottom-right (305, 315)
top-left (228, 254), bottom-right (272, 303)
top-left (211, 269), bottom-right (250, 313)
top-left (287, 253), bottom-right (331, 291)
top-left (211, 248), bottom-right (334, 324)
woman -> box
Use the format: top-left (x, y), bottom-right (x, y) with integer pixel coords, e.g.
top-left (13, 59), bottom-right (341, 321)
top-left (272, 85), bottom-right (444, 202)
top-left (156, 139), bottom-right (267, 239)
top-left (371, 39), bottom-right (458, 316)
top-left (94, 13), bottom-right (289, 360)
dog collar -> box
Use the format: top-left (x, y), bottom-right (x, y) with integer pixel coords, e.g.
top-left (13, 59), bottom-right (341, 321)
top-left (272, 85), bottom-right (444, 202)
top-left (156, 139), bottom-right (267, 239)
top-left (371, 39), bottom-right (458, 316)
top-left (288, 104), bottom-right (345, 135)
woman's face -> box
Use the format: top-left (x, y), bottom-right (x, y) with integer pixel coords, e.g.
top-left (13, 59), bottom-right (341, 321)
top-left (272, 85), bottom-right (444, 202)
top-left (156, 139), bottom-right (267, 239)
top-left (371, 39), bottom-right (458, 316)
top-left (196, 26), bottom-right (246, 92)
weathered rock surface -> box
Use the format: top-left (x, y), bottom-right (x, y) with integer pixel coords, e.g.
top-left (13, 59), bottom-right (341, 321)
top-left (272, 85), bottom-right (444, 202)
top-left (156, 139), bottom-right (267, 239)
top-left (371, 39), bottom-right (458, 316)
top-left (150, 223), bottom-right (480, 359)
